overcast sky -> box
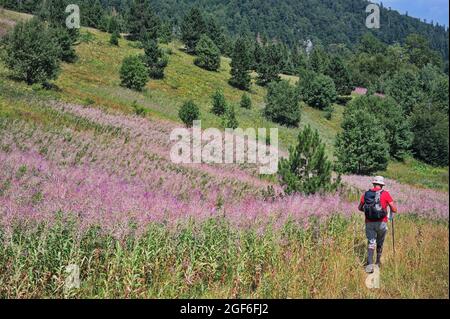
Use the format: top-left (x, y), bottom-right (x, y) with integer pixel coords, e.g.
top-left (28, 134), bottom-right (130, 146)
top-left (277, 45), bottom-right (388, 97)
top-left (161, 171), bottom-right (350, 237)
top-left (374, 0), bottom-right (449, 27)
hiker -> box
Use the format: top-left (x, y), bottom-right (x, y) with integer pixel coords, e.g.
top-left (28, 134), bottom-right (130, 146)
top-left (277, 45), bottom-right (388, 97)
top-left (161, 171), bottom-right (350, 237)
top-left (358, 176), bottom-right (397, 274)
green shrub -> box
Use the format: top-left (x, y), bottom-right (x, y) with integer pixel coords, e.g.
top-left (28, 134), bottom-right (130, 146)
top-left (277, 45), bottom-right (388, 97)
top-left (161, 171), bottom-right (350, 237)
top-left (2, 18), bottom-right (60, 85)
top-left (335, 102), bottom-right (390, 174)
top-left (299, 72), bottom-right (337, 110)
top-left (264, 80), bottom-right (301, 127)
top-left (119, 55), bottom-right (148, 91)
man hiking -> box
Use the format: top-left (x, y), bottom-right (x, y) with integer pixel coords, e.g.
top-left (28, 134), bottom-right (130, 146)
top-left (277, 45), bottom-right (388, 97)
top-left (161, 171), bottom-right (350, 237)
top-left (358, 176), bottom-right (398, 274)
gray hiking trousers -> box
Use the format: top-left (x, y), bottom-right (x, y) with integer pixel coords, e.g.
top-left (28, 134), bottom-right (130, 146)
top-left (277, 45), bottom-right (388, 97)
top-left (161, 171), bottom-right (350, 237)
top-left (366, 222), bottom-right (388, 250)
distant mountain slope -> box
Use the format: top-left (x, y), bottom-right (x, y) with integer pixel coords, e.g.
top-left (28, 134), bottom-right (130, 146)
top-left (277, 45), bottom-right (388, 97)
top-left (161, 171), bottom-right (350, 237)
top-left (148, 0), bottom-right (449, 59)
top-left (1, 0), bottom-right (448, 60)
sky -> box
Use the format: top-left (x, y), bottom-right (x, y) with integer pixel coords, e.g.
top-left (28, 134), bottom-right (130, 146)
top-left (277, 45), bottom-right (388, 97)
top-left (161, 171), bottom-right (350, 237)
top-left (375, 0), bottom-right (449, 27)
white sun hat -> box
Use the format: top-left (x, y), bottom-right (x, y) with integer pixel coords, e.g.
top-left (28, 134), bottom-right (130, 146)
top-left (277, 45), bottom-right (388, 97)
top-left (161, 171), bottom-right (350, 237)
top-left (372, 176), bottom-right (385, 186)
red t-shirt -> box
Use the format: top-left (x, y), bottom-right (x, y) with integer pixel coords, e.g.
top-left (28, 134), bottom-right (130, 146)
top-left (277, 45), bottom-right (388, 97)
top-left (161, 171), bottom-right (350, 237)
top-left (360, 187), bottom-right (394, 223)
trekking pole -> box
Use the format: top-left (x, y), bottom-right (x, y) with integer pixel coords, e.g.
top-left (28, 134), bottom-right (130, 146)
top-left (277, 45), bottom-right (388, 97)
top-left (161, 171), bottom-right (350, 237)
top-left (389, 207), bottom-right (396, 258)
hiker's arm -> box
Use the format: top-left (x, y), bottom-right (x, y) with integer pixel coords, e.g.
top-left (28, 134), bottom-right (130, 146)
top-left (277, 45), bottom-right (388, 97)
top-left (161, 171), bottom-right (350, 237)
top-left (358, 202), bottom-right (364, 212)
top-left (388, 201), bottom-right (398, 213)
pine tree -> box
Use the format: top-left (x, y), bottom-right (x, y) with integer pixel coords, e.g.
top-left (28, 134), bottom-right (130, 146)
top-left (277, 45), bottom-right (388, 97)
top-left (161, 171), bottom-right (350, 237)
top-left (257, 44), bottom-right (282, 86)
top-left (278, 125), bottom-right (338, 195)
top-left (264, 80), bottom-right (301, 127)
top-left (205, 16), bottom-right (226, 53)
top-left (110, 30), bottom-right (120, 46)
top-left (179, 100), bottom-right (200, 127)
top-left (181, 7), bottom-right (206, 54)
top-left (309, 46), bottom-right (330, 74)
top-left (51, 26), bottom-right (77, 63)
top-left (143, 38), bottom-right (168, 79)
top-left (252, 41), bottom-right (264, 71)
top-left (127, 0), bottom-right (160, 41)
top-left (2, 18), bottom-right (61, 85)
top-left (86, 0), bottom-right (103, 28)
top-left (194, 35), bottom-right (221, 71)
top-left (229, 37), bottom-right (252, 91)
top-left (211, 89), bottom-right (227, 116)
top-left (222, 104), bottom-right (239, 129)
top-left (335, 102), bottom-right (389, 174)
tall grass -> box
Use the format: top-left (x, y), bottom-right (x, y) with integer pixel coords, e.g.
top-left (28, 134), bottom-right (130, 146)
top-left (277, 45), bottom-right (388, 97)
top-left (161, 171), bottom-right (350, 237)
top-left (0, 215), bottom-right (447, 299)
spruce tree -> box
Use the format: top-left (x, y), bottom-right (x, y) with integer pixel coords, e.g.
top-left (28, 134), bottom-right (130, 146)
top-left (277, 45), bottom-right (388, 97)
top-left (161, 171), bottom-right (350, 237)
top-left (127, 0), bottom-right (160, 41)
top-left (240, 93), bottom-right (252, 109)
top-left (257, 44), bottom-right (282, 86)
top-left (222, 104), bottom-right (239, 129)
top-left (194, 35), bottom-right (221, 71)
top-left (2, 18), bottom-right (61, 85)
top-left (181, 7), bottom-right (206, 54)
top-left (309, 46), bottom-right (330, 74)
top-left (211, 89), bottom-right (227, 116)
top-left (143, 38), bottom-right (168, 79)
top-left (179, 100), bottom-right (200, 127)
top-left (335, 103), bottom-right (389, 174)
top-left (229, 37), bottom-right (252, 91)
top-left (279, 125), bottom-right (338, 195)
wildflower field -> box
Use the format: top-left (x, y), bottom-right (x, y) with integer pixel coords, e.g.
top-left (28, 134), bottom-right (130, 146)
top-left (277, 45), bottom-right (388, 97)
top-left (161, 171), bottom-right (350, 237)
top-left (0, 9), bottom-right (448, 299)
top-left (0, 94), bottom-right (448, 298)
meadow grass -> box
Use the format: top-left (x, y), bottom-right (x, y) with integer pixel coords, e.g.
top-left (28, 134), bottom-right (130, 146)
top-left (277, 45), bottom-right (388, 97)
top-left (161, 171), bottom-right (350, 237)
top-left (381, 158), bottom-right (449, 192)
top-left (0, 215), bottom-right (447, 299)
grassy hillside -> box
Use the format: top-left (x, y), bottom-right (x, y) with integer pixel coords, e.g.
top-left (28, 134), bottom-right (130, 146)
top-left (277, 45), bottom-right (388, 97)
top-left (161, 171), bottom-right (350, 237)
top-left (0, 8), bottom-right (448, 192)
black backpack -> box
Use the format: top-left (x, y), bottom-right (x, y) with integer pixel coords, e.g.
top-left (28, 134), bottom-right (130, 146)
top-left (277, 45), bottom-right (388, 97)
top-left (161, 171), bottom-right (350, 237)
top-left (363, 190), bottom-right (387, 220)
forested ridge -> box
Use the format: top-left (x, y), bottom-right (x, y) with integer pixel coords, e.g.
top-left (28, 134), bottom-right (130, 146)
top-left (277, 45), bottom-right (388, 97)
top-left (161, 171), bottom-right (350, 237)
top-left (1, 0), bottom-right (448, 61)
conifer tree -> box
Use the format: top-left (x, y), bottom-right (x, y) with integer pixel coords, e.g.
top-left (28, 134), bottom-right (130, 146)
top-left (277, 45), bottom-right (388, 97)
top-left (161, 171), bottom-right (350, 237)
top-left (278, 125), bottom-right (338, 195)
top-left (240, 93), bottom-right (252, 109)
top-left (257, 44), bottom-right (282, 86)
top-left (127, 0), bottom-right (160, 41)
top-left (143, 38), bottom-right (168, 79)
top-left (179, 100), bottom-right (200, 127)
top-left (211, 89), bottom-right (227, 116)
top-left (222, 104), bottom-right (239, 129)
top-left (181, 7), bottom-right (206, 54)
top-left (326, 56), bottom-right (352, 96)
top-left (229, 37), bottom-right (252, 91)
top-left (194, 35), bottom-right (221, 71)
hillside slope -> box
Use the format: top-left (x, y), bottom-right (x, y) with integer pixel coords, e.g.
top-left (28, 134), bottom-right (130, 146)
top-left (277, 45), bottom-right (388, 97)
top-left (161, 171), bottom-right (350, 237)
top-left (1, 9), bottom-right (448, 190)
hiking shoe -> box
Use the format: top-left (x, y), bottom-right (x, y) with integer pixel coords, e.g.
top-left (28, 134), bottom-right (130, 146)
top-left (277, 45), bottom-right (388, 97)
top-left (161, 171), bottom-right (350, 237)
top-left (365, 264), bottom-right (375, 274)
